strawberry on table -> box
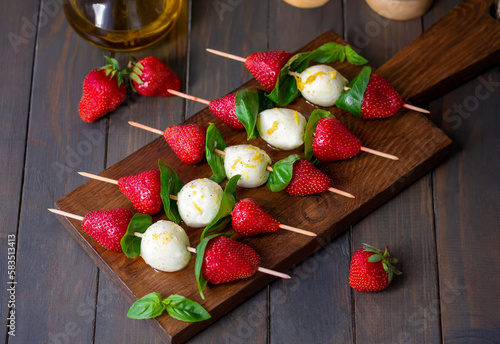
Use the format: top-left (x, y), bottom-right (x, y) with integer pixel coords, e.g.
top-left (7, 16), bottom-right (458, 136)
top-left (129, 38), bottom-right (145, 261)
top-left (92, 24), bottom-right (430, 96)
top-left (79, 57), bottom-right (127, 123)
top-left (202, 236), bottom-right (260, 284)
top-left (118, 170), bottom-right (162, 215)
top-left (285, 160), bottom-right (331, 196)
top-left (127, 56), bottom-right (181, 97)
top-left (313, 117), bottom-right (361, 161)
top-left (81, 208), bottom-right (133, 252)
top-left (163, 124), bottom-right (207, 165)
top-left (349, 244), bottom-right (401, 292)
top-left (232, 198), bottom-right (280, 236)
top-left (244, 50), bottom-right (293, 92)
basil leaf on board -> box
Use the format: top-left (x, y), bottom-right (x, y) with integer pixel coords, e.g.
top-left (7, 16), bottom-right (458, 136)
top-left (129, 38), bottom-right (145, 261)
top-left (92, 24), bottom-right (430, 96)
top-left (195, 233), bottom-right (233, 299)
top-left (303, 109), bottom-right (335, 161)
top-left (158, 159), bottom-right (184, 223)
top-left (235, 89), bottom-right (260, 140)
top-left (258, 89), bottom-right (274, 112)
top-left (335, 66), bottom-right (372, 117)
top-left (205, 123), bottom-right (227, 183)
top-left (163, 294), bottom-right (211, 322)
top-left (345, 45), bottom-right (369, 66)
top-left (267, 154), bottom-right (301, 192)
top-left (127, 292), bottom-right (165, 319)
top-left (200, 175), bottom-right (241, 240)
top-left (267, 42), bottom-right (368, 106)
top-left (120, 213), bottom-right (153, 258)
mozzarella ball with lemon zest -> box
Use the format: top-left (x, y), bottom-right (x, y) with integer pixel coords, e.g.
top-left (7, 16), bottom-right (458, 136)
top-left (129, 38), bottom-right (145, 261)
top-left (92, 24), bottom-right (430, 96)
top-left (224, 145), bottom-right (272, 188)
top-left (177, 178), bottom-right (223, 228)
top-left (257, 108), bottom-right (307, 150)
top-left (292, 65), bottom-right (348, 107)
top-left (140, 220), bottom-right (191, 272)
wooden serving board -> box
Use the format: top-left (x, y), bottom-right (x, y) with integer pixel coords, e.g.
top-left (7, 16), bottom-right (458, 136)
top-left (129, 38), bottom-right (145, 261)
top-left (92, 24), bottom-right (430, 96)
top-left (55, 1), bottom-right (500, 342)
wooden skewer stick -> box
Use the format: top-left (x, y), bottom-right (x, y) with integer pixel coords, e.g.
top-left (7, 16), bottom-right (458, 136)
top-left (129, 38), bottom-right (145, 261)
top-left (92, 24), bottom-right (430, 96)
top-left (78, 172), bottom-right (178, 200)
top-left (128, 121), bottom-right (164, 136)
top-left (360, 147), bottom-right (399, 160)
top-left (167, 89), bottom-right (211, 106)
top-left (48, 208), bottom-right (84, 221)
top-left (343, 87), bottom-right (430, 114)
top-left (206, 48), bottom-right (247, 63)
top-left (214, 149), bottom-right (355, 198)
top-left (185, 246), bottom-right (290, 279)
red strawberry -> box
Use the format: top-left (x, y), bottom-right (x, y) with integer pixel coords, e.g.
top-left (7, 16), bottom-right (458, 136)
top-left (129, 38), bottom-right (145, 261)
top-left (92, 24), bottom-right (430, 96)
top-left (361, 74), bottom-right (404, 119)
top-left (208, 93), bottom-right (245, 131)
top-left (163, 124), bottom-right (207, 165)
top-left (232, 198), bottom-right (280, 236)
top-left (79, 58), bottom-right (127, 123)
top-left (313, 117), bottom-right (361, 161)
top-left (202, 236), bottom-right (260, 284)
top-left (349, 244), bottom-right (401, 292)
top-left (117, 170), bottom-right (162, 215)
top-left (285, 160), bottom-right (331, 196)
top-left (128, 56), bottom-right (181, 97)
top-left (82, 208), bottom-right (133, 252)
top-left (245, 51), bottom-right (293, 92)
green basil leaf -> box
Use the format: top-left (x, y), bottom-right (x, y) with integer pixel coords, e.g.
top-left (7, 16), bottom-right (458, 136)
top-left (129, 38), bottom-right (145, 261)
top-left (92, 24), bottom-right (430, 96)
top-left (267, 43), bottom-right (368, 106)
top-left (120, 213), bottom-right (152, 258)
top-left (163, 294), bottom-right (211, 322)
top-left (267, 154), bottom-right (301, 192)
top-left (127, 292), bottom-right (165, 319)
top-left (159, 159), bottom-right (183, 223)
top-left (345, 45), bottom-right (368, 66)
top-left (304, 109), bottom-right (335, 161)
top-left (205, 123), bottom-right (227, 183)
top-left (235, 89), bottom-right (260, 140)
top-left (200, 175), bottom-right (240, 240)
top-left (258, 89), bottom-right (274, 112)
top-left (195, 233), bottom-right (233, 299)
top-left (335, 66), bottom-right (371, 117)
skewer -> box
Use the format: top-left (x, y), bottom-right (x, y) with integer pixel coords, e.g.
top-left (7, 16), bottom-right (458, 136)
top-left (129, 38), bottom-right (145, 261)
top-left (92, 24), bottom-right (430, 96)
top-left (229, 211), bottom-right (317, 237)
top-left (185, 246), bottom-right (290, 279)
top-left (48, 208), bottom-right (84, 221)
top-left (78, 172), bottom-right (178, 200)
top-left (128, 121), bottom-right (164, 135)
top-left (167, 89), bottom-right (211, 106)
top-left (214, 149), bottom-right (355, 198)
top-left (342, 87), bottom-right (429, 114)
top-left (360, 147), bottom-right (398, 160)
top-left (206, 48), bottom-right (247, 63)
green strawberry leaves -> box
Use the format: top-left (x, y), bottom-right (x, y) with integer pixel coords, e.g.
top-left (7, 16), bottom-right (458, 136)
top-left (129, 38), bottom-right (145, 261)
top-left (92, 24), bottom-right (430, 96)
top-left (362, 243), bottom-right (402, 283)
top-left (200, 175), bottom-right (240, 240)
top-left (303, 109), bottom-right (335, 161)
top-left (99, 56), bottom-right (125, 87)
top-left (120, 213), bottom-right (153, 258)
top-left (267, 43), bottom-right (368, 106)
top-left (127, 292), bottom-right (211, 322)
top-left (235, 89), bottom-right (274, 140)
top-left (159, 159), bottom-right (184, 223)
top-left (205, 123), bottom-right (227, 183)
top-left (195, 233), bottom-right (233, 299)
top-left (336, 66), bottom-right (372, 117)
top-left (267, 154), bottom-right (301, 192)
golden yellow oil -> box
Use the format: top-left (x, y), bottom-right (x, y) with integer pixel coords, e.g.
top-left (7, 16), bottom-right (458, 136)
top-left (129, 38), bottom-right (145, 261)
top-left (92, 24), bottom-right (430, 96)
top-left (64, 0), bottom-right (182, 52)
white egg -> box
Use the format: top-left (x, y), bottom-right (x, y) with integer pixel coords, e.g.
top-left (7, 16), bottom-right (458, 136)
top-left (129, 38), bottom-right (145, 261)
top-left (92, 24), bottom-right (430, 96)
top-left (292, 65), bottom-right (348, 107)
top-left (257, 108), bottom-right (307, 150)
top-left (177, 178), bottom-right (223, 228)
top-left (224, 145), bottom-right (272, 188)
top-left (141, 220), bottom-right (191, 272)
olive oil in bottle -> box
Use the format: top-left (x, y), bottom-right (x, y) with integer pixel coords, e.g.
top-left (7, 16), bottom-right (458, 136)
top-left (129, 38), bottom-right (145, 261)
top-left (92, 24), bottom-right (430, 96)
top-left (64, 0), bottom-right (182, 52)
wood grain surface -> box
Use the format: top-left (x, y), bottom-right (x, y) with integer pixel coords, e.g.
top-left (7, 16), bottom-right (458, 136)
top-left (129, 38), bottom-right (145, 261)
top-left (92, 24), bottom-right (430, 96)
top-left (55, 27), bottom-right (452, 342)
top-left (3, 0), bottom-right (499, 343)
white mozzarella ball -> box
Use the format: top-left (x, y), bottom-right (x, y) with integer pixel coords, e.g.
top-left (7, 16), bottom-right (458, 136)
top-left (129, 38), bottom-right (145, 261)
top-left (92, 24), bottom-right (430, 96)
top-left (141, 220), bottom-right (191, 272)
top-left (224, 145), bottom-right (272, 188)
top-left (257, 108), bottom-right (307, 150)
top-left (177, 178), bottom-right (223, 228)
top-left (293, 65), bottom-right (348, 107)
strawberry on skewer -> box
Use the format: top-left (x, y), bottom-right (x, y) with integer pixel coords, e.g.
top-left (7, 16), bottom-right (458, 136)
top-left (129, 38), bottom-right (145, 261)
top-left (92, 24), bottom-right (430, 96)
top-left (206, 49), bottom-right (293, 92)
top-left (48, 208), bottom-right (132, 252)
top-left (78, 171), bottom-right (163, 215)
top-left (231, 198), bottom-right (316, 237)
top-left (128, 121), bottom-right (206, 165)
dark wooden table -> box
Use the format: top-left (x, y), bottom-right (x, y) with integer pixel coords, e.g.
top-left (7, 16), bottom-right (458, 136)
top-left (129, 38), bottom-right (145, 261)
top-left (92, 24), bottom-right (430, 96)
top-left (1, 0), bottom-right (499, 343)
